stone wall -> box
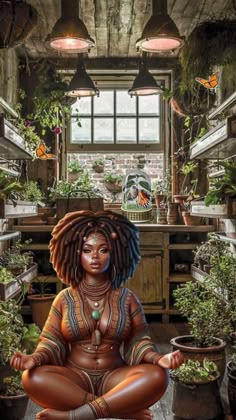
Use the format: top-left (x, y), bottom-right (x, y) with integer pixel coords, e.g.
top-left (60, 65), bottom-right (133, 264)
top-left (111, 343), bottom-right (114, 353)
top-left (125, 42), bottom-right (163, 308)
top-left (68, 152), bottom-right (164, 204)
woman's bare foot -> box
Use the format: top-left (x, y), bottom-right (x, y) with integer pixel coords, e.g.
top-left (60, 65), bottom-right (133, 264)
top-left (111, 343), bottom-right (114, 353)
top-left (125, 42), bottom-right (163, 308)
top-left (36, 406), bottom-right (153, 420)
top-left (36, 408), bottom-right (69, 420)
top-left (121, 408), bottom-right (153, 419)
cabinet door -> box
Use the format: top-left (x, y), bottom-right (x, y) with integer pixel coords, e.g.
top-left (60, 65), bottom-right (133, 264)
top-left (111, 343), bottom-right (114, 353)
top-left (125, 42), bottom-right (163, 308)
top-left (127, 250), bottom-right (163, 305)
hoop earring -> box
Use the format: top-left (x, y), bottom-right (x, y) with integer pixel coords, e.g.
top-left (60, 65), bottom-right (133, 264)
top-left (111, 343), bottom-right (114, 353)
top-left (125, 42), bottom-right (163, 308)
top-left (111, 264), bottom-right (116, 284)
top-left (75, 265), bottom-right (83, 283)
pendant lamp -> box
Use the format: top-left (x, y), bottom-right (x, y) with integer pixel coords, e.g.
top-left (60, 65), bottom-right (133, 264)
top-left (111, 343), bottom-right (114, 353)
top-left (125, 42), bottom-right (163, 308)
top-left (45, 0), bottom-right (94, 53)
top-left (136, 0), bottom-right (183, 53)
top-left (65, 57), bottom-right (99, 98)
top-left (128, 60), bottom-right (162, 97)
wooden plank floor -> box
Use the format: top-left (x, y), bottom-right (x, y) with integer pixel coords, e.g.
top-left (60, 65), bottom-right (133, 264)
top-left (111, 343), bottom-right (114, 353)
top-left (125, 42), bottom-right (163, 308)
top-left (23, 321), bottom-right (233, 420)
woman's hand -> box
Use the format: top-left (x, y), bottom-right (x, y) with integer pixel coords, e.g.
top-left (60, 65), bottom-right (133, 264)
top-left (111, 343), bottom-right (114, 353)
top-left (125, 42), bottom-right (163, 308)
top-left (10, 352), bottom-right (36, 371)
top-left (157, 350), bottom-right (184, 369)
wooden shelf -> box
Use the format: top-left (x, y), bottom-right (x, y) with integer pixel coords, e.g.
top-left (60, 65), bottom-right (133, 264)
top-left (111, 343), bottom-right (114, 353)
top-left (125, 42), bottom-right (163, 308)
top-left (13, 225), bottom-right (54, 232)
top-left (169, 243), bottom-right (198, 250)
top-left (168, 274), bottom-right (192, 282)
top-left (22, 243), bottom-right (49, 250)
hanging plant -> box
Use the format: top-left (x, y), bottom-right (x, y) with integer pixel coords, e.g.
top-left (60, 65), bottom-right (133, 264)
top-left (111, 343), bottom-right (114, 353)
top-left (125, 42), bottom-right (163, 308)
top-left (18, 60), bottom-right (81, 138)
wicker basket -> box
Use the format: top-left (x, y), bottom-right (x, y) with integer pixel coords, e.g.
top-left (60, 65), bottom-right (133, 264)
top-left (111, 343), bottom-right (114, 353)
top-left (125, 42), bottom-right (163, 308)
top-left (121, 207), bottom-right (153, 223)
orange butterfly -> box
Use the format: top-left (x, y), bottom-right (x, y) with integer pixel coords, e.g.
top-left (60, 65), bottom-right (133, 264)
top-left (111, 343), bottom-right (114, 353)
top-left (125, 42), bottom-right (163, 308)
top-left (36, 140), bottom-right (57, 160)
top-left (137, 190), bottom-right (150, 207)
top-left (195, 72), bottom-right (219, 90)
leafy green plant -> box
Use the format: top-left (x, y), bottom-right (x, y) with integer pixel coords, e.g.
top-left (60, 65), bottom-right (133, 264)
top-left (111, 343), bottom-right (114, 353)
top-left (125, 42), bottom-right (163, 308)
top-left (3, 372), bottom-right (24, 396)
top-left (0, 300), bottom-right (40, 395)
top-left (49, 174), bottom-right (102, 200)
top-left (208, 244), bottom-right (236, 322)
top-left (0, 267), bottom-right (14, 283)
top-left (68, 160), bottom-right (84, 174)
top-left (170, 358), bottom-right (219, 384)
top-left (0, 239), bottom-right (33, 272)
top-left (20, 181), bottom-right (45, 202)
top-left (193, 234), bottom-right (228, 268)
top-left (0, 170), bottom-right (23, 201)
top-left (173, 280), bottom-right (233, 347)
top-left (92, 159), bottom-right (104, 168)
top-left (179, 161), bottom-right (199, 195)
top-left (205, 160), bottom-right (236, 206)
top-left (104, 173), bottom-right (123, 184)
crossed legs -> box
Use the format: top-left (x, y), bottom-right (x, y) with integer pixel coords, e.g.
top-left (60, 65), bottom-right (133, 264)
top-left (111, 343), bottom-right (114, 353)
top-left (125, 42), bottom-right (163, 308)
top-left (22, 363), bottom-right (169, 420)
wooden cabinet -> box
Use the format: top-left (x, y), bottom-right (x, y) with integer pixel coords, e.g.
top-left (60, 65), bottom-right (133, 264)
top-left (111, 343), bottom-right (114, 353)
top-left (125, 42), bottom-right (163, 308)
top-left (13, 224), bottom-right (214, 321)
top-left (127, 231), bottom-right (167, 315)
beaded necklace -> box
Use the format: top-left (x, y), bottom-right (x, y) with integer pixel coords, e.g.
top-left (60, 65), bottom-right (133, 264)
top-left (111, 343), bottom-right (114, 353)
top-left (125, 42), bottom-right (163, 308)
top-left (79, 278), bottom-right (111, 346)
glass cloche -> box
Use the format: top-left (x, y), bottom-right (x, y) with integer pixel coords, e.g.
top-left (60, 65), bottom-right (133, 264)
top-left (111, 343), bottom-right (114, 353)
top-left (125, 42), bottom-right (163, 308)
top-left (121, 169), bottom-right (152, 222)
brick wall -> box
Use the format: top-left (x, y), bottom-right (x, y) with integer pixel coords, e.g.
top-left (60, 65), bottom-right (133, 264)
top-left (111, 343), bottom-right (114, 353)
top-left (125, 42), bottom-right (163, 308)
top-left (68, 152), bottom-right (164, 204)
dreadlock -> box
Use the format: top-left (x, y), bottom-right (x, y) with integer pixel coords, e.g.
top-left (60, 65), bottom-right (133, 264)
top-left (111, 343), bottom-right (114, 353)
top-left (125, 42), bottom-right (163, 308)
top-left (49, 210), bottom-right (140, 288)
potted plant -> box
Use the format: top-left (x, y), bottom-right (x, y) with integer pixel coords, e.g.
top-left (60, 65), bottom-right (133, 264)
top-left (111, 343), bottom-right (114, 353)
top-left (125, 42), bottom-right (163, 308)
top-left (0, 170), bottom-right (38, 219)
top-left (92, 159), bottom-right (105, 173)
top-left (104, 172), bottom-right (123, 193)
top-left (192, 234), bottom-right (228, 273)
top-left (49, 173), bottom-right (104, 219)
top-left (204, 160), bottom-right (236, 207)
top-left (0, 239), bottom-right (33, 277)
top-left (67, 160), bottom-right (84, 182)
top-left (170, 358), bottom-right (223, 419)
top-left (171, 280), bottom-right (233, 380)
top-left (27, 277), bottom-right (56, 330)
top-left (0, 300), bottom-right (40, 420)
top-left (227, 350), bottom-right (236, 417)
top-left (19, 181), bottom-right (45, 203)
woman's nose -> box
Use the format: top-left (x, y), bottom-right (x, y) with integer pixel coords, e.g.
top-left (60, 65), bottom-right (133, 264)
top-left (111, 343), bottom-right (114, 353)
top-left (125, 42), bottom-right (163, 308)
top-left (91, 250), bottom-right (98, 259)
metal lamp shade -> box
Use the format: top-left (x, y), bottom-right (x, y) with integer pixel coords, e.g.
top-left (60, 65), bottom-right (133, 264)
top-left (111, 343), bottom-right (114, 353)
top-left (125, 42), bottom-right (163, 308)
top-left (65, 60), bottom-right (99, 97)
top-left (45, 0), bottom-right (94, 53)
top-left (136, 13), bottom-right (184, 52)
top-left (128, 64), bottom-right (162, 97)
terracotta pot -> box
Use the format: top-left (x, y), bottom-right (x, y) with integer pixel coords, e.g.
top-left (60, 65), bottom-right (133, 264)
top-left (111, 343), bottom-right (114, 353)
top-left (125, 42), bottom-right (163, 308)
top-left (156, 208), bottom-right (167, 224)
top-left (227, 360), bottom-right (236, 417)
top-left (167, 202), bottom-right (179, 225)
top-left (170, 335), bottom-right (226, 382)
top-left (28, 294), bottom-right (55, 330)
top-left (182, 211), bottom-right (202, 226)
top-left (0, 393), bottom-right (28, 420)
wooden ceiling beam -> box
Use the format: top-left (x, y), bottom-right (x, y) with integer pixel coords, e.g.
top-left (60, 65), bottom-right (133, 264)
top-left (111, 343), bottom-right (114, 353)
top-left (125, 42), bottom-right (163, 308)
top-left (28, 56), bottom-right (178, 71)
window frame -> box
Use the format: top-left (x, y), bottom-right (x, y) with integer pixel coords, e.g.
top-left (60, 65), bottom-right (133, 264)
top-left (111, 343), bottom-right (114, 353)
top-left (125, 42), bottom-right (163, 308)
top-left (65, 72), bottom-right (171, 153)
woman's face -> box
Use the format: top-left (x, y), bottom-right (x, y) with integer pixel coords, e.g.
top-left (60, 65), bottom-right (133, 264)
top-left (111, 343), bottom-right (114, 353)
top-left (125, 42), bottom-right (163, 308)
top-left (81, 232), bottom-right (111, 275)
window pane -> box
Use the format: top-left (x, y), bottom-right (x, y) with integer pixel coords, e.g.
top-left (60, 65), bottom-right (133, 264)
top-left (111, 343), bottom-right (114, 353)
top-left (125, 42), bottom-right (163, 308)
top-left (139, 95), bottom-right (160, 115)
top-left (139, 118), bottom-right (160, 143)
top-left (94, 118), bottom-right (114, 143)
top-left (71, 117), bottom-right (91, 143)
top-left (71, 97), bottom-right (91, 115)
top-left (94, 91), bottom-right (114, 115)
top-left (116, 90), bottom-right (136, 115)
top-left (117, 118), bottom-right (136, 143)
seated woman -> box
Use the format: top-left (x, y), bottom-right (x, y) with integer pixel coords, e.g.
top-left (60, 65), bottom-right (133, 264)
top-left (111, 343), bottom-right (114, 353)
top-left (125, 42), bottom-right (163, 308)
top-left (11, 210), bottom-right (183, 420)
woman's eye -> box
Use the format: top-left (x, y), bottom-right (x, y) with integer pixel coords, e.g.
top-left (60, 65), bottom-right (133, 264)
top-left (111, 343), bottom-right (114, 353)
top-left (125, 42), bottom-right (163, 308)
top-left (82, 248), bottom-right (91, 253)
top-left (100, 248), bottom-right (109, 254)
